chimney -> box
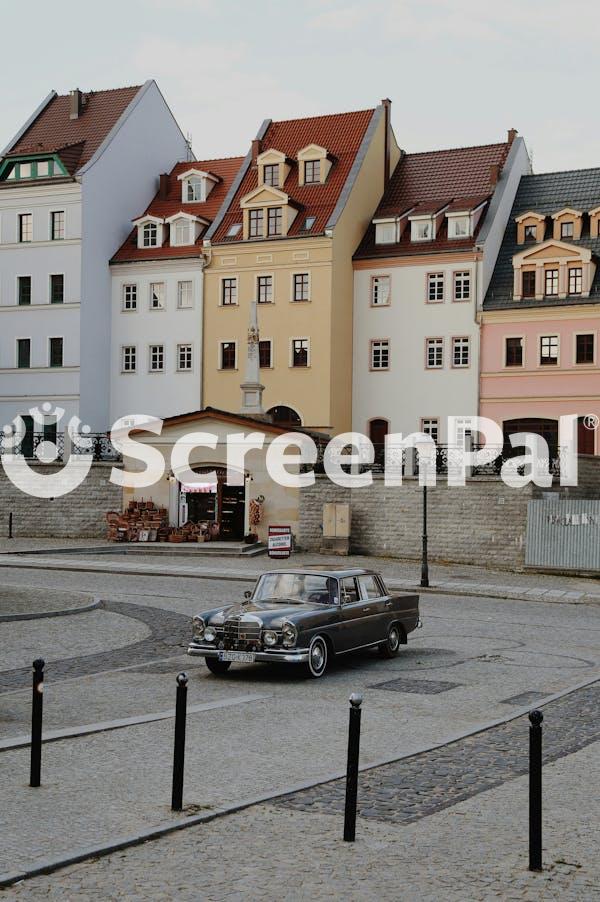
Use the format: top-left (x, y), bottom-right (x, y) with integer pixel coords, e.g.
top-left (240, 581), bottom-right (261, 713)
top-left (507, 128), bottom-right (517, 146)
top-left (69, 89), bottom-right (82, 120)
top-left (490, 163), bottom-right (500, 188)
top-left (382, 98), bottom-right (392, 187)
top-left (158, 173), bottom-right (169, 200)
top-left (251, 138), bottom-right (261, 165)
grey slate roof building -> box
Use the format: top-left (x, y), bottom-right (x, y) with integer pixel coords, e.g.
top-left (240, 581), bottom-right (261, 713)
top-left (484, 168), bottom-right (600, 310)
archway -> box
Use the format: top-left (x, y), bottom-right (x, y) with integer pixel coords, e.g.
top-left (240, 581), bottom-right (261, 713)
top-left (267, 405), bottom-right (302, 428)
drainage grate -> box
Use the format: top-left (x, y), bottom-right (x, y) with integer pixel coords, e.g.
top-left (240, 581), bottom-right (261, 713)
top-left (499, 690), bottom-right (547, 706)
top-left (369, 677), bottom-right (461, 694)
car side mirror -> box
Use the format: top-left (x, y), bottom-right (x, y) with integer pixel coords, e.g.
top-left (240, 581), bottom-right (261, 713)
top-left (244, 590), bottom-right (252, 600)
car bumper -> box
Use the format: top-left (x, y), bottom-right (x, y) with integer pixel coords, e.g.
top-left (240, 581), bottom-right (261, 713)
top-left (187, 640), bottom-right (310, 664)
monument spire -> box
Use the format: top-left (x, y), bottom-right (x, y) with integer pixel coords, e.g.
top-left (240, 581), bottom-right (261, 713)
top-left (239, 299), bottom-right (266, 417)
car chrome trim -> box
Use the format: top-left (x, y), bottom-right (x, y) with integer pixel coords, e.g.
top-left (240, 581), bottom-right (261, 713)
top-left (188, 641), bottom-right (310, 664)
top-left (337, 638), bottom-right (383, 656)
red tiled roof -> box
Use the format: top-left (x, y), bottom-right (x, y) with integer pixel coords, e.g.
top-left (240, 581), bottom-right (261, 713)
top-left (7, 86), bottom-right (142, 171)
top-left (111, 157), bottom-right (245, 263)
top-left (212, 108), bottom-right (376, 243)
top-left (355, 141), bottom-right (511, 259)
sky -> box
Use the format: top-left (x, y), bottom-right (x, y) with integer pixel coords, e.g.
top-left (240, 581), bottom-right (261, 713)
top-left (2, 0), bottom-right (599, 173)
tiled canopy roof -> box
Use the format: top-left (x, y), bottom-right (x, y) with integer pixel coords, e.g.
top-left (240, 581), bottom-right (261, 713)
top-left (355, 140), bottom-right (511, 259)
top-left (6, 85), bottom-right (142, 171)
top-left (111, 157), bottom-right (245, 263)
top-left (212, 108), bottom-right (376, 243)
top-left (485, 168), bottom-right (600, 310)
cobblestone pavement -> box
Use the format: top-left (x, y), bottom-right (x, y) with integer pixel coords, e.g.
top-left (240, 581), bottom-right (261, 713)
top-left (5, 739), bottom-right (599, 900)
top-left (0, 585), bottom-right (94, 619)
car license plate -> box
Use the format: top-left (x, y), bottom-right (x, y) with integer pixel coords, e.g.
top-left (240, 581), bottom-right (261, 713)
top-left (219, 651), bottom-right (256, 663)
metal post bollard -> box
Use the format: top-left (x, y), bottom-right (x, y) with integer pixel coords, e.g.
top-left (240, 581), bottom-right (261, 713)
top-left (343, 693), bottom-right (363, 842)
top-left (529, 709), bottom-right (543, 871)
top-left (8, 512), bottom-right (13, 539)
top-left (420, 484), bottom-right (429, 588)
top-left (30, 659), bottom-right (45, 787)
top-left (171, 672), bottom-right (188, 811)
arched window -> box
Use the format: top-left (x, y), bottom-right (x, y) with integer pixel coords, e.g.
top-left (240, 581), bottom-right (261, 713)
top-left (268, 406), bottom-right (302, 427)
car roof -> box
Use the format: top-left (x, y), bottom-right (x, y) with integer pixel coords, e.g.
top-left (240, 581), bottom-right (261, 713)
top-left (262, 566), bottom-right (379, 579)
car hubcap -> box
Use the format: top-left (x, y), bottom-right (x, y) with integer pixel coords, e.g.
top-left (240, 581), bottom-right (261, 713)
top-left (311, 641), bottom-right (325, 672)
top-left (389, 628), bottom-right (400, 651)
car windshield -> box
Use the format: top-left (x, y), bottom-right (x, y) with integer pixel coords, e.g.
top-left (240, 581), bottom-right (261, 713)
top-left (253, 573), bottom-right (338, 605)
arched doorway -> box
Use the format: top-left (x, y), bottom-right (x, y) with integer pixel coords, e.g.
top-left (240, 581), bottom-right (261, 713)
top-left (368, 418), bottom-right (389, 446)
top-left (180, 465), bottom-right (246, 541)
top-left (267, 405), bottom-right (302, 427)
top-left (503, 418), bottom-right (558, 456)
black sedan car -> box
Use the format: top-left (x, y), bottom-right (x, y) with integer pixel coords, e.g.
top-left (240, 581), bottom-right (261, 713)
top-left (188, 567), bottom-right (421, 678)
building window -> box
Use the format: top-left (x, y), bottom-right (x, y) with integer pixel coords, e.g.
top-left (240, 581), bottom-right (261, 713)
top-left (142, 223), bottom-right (158, 247)
top-left (267, 207), bottom-right (282, 237)
top-left (50, 211), bottom-right (64, 240)
top-left (50, 274), bottom-right (64, 304)
top-left (576, 333), bottom-right (595, 364)
top-left (149, 344), bottom-right (164, 372)
top-left (370, 339), bottom-right (389, 370)
top-left (371, 275), bottom-right (390, 306)
top-left (186, 178), bottom-right (203, 202)
top-left (540, 335), bottom-right (558, 365)
top-left (122, 346), bottom-right (136, 373)
top-left (49, 337), bottom-right (63, 368)
top-left (561, 221), bottom-right (574, 239)
top-left (226, 223), bottom-right (242, 238)
top-left (453, 271), bottom-right (471, 301)
top-left (177, 344), bottom-right (193, 371)
top-left (259, 340), bottom-right (272, 368)
top-left (257, 275), bottom-right (273, 304)
top-left (20, 163), bottom-right (32, 178)
top-left (524, 225), bottom-right (537, 241)
top-left (177, 281), bottom-right (193, 309)
top-left (173, 220), bottom-right (191, 245)
top-left (18, 213), bottom-right (32, 243)
top-left (375, 222), bottom-right (397, 245)
top-left (221, 277), bottom-right (237, 306)
top-left (421, 418), bottom-right (439, 443)
top-left (569, 267), bottom-right (582, 295)
top-left (413, 220), bottom-right (432, 241)
top-left (293, 273), bottom-right (310, 302)
top-left (301, 215), bottom-right (316, 232)
top-left (220, 341), bottom-right (236, 370)
top-left (263, 164), bottom-right (279, 187)
top-left (505, 337), bottom-right (523, 367)
top-left (304, 160), bottom-right (320, 184)
top-left (545, 269), bottom-right (559, 296)
top-left (122, 284), bottom-right (137, 311)
top-left (427, 273), bottom-right (444, 302)
top-left (149, 282), bottom-right (165, 310)
top-left (17, 276), bottom-right (31, 306)
top-left (448, 217), bottom-right (469, 239)
top-left (292, 338), bottom-right (309, 367)
top-left (426, 338), bottom-right (443, 369)
top-left (17, 338), bottom-right (31, 369)
top-left (452, 336), bottom-right (470, 367)
top-left (522, 271), bottom-right (536, 298)
top-left (249, 209), bottom-right (263, 238)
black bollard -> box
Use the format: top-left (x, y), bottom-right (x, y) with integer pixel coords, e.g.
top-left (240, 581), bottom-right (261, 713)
top-left (343, 693), bottom-right (363, 842)
top-left (8, 512), bottom-right (13, 539)
top-left (30, 659), bottom-right (45, 787)
top-left (171, 672), bottom-right (188, 811)
top-left (529, 709), bottom-right (543, 871)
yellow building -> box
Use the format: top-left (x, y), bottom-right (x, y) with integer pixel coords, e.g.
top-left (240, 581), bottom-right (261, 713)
top-left (202, 103), bottom-right (400, 435)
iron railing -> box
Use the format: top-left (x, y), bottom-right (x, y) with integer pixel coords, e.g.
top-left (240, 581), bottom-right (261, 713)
top-left (0, 432), bottom-right (122, 462)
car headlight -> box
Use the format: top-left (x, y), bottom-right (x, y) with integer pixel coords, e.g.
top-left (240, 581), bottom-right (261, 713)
top-left (192, 616), bottom-right (205, 639)
top-left (263, 630), bottom-right (277, 647)
top-left (281, 621), bottom-right (297, 648)
top-left (204, 626), bottom-right (216, 643)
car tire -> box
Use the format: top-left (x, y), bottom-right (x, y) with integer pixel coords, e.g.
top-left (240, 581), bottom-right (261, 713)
top-left (205, 657), bottom-right (232, 675)
top-left (379, 623), bottom-right (401, 659)
top-left (305, 636), bottom-right (328, 678)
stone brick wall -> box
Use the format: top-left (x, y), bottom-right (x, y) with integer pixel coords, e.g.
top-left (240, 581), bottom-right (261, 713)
top-left (0, 463), bottom-right (121, 538)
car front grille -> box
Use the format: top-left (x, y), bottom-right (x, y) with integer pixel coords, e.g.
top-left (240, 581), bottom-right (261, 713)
top-left (223, 614), bottom-right (262, 650)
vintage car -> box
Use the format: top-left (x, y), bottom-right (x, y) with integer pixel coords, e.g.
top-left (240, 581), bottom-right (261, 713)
top-left (188, 567), bottom-right (421, 678)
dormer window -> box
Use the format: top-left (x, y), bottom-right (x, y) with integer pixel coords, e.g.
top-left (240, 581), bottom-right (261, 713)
top-left (186, 178), bottom-right (203, 202)
top-left (375, 220), bottom-right (398, 245)
top-left (263, 164), bottom-right (279, 187)
top-left (166, 212), bottom-right (208, 247)
top-left (0, 156), bottom-right (66, 181)
top-left (267, 207), bottom-right (282, 236)
top-left (143, 223), bottom-right (158, 247)
top-left (249, 209), bottom-right (264, 238)
top-left (524, 225), bottom-right (537, 241)
top-left (133, 215), bottom-right (164, 250)
top-left (411, 219), bottom-right (432, 242)
top-left (174, 220), bottom-right (190, 244)
top-left (551, 208), bottom-right (582, 241)
top-left (177, 168), bottom-right (218, 204)
top-left (515, 212), bottom-right (546, 245)
top-left (561, 221), bottom-right (574, 239)
top-left (304, 160), bottom-right (320, 184)
top-left (257, 150), bottom-right (289, 190)
top-left (449, 216), bottom-right (469, 239)
top-left (297, 145), bottom-right (332, 186)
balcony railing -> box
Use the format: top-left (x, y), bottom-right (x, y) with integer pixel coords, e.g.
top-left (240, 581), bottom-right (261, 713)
top-left (0, 432), bottom-right (122, 462)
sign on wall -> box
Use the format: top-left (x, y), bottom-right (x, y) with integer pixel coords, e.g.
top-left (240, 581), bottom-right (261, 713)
top-left (526, 499), bottom-right (600, 572)
top-left (268, 525), bottom-right (292, 558)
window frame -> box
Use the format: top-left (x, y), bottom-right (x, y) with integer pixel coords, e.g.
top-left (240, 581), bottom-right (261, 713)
top-left (257, 273), bottom-right (274, 304)
top-left (219, 340), bottom-right (237, 371)
top-left (50, 210), bottom-right (65, 241)
top-left (425, 337), bottom-right (444, 370)
top-left (292, 272), bottom-right (310, 303)
top-left (18, 212), bottom-right (33, 243)
top-left (177, 280), bottom-right (193, 309)
top-left (148, 343), bottom-right (165, 373)
top-left (426, 272), bottom-right (445, 303)
top-left (522, 270), bottom-right (536, 298)
top-left (370, 274), bottom-right (391, 307)
top-left (221, 276), bottom-right (238, 306)
top-left (568, 266), bottom-right (582, 296)
top-left (451, 335), bottom-right (471, 369)
top-left (259, 339), bottom-right (273, 368)
top-left (142, 222), bottom-right (159, 248)
top-left (420, 417), bottom-right (440, 444)
top-left (453, 270), bottom-right (471, 302)
top-left (544, 268), bottom-right (559, 297)
top-left (291, 337), bottom-right (310, 368)
top-left (248, 208), bottom-right (264, 238)
top-left (263, 164), bottom-right (279, 188)
top-left (121, 345), bottom-right (137, 374)
top-left (122, 283), bottom-right (137, 312)
top-left (504, 336), bottom-right (524, 368)
top-left (539, 334), bottom-right (559, 367)
top-left (16, 337), bottom-right (31, 369)
top-left (267, 206), bottom-right (283, 237)
top-left (177, 343), bottom-right (193, 372)
top-left (575, 332), bottom-right (595, 366)
top-left (304, 159), bottom-right (321, 184)
top-left (560, 221), bottom-right (574, 239)
top-left (17, 275), bottom-right (32, 306)
top-left (48, 336), bottom-right (64, 368)
top-left (49, 273), bottom-right (64, 305)
top-left (369, 338), bottom-right (390, 372)
top-left (149, 281), bottom-right (165, 311)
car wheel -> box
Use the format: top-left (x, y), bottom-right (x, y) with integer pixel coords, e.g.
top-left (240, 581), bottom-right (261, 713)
top-left (379, 623), bottom-right (401, 659)
top-left (305, 636), bottom-right (328, 678)
top-left (205, 657), bottom-right (231, 675)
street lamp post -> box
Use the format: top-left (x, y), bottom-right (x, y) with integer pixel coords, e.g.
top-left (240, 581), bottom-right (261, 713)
top-left (420, 484), bottom-right (429, 588)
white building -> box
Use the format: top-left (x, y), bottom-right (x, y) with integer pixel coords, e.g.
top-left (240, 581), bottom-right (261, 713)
top-left (109, 157), bottom-right (245, 423)
top-left (352, 131), bottom-right (530, 448)
top-left (0, 81), bottom-right (190, 445)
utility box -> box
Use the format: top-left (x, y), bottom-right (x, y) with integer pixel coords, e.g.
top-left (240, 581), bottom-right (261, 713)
top-left (321, 502), bottom-right (351, 555)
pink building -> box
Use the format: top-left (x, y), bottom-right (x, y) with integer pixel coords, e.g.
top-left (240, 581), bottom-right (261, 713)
top-left (481, 169), bottom-right (600, 455)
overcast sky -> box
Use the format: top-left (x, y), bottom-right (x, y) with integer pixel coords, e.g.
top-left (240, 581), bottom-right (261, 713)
top-left (2, 0), bottom-right (599, 173)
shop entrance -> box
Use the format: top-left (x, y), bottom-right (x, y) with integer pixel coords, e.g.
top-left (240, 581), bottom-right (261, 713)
top-left (180, 467), bottom-right (246, 541)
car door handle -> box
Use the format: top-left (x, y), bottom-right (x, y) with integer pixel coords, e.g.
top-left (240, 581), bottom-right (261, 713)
top-left (385, 600), bottom-right (392, 607)
top-left (362, 606), bottom-right (371, 612)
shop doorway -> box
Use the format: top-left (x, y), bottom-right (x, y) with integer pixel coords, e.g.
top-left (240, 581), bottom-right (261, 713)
top-left (180, 466), bottom-right (246, 541)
